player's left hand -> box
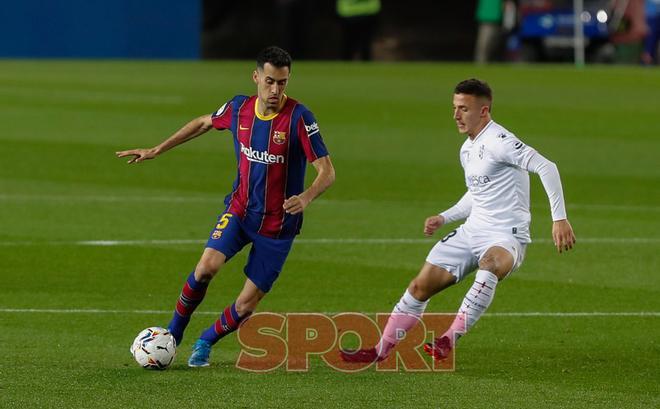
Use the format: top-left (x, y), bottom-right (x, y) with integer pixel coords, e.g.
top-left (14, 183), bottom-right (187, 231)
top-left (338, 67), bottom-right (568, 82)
top-left (552, 219), bottom-right (576, 253)
top-left (283, 194), bottom-right (309, 215)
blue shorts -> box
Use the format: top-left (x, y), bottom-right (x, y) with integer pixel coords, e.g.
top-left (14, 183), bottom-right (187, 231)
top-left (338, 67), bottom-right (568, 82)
top-left (205, 212), bottom-right (294, 293)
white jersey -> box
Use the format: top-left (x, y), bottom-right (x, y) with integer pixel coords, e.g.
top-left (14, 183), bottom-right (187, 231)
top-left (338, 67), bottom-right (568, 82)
top-left (441, 120), bottom-right (567, 243)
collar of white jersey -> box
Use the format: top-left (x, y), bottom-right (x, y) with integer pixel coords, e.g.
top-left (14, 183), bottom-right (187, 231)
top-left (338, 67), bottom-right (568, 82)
top-left (469, 120), bottom-right (494, 144)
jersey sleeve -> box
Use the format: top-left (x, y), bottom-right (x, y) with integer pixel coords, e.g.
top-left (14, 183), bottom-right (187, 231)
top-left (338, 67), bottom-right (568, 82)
top-left (211, 100), bottom-right (233, 130)
top-left (526, 152), bottom-right (568, 221)
top-left (493, 133), bottom-right (538, 169)
top-left (296, 109), bottom-right (329, 162)
top-left (440, 191), bottom-right (472, 223)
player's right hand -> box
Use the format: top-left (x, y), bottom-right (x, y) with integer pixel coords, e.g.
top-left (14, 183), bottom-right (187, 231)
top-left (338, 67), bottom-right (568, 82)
top-left (424, 215), bottom-right (445, 237)
top-left (115, 148), bottom-right (157, 164)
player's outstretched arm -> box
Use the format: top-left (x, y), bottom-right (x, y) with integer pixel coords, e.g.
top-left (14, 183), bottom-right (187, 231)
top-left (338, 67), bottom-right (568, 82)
top-left (115, 114), bottom-right (213, 164)
top-left (525, 152), bottom-right (576, 253)
top-left (283, 156), bottom-right (335, 215)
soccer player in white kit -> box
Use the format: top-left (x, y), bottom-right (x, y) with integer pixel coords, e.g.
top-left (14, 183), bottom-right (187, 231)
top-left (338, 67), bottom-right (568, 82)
top-left (341, 78), bottom-right (576, 363)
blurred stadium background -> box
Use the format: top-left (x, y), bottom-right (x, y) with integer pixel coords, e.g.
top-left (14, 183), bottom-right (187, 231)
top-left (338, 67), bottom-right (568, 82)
top-left (2, 0), bottom-right (657, 64)
top-left (1, 1), bottom-right (659, 408)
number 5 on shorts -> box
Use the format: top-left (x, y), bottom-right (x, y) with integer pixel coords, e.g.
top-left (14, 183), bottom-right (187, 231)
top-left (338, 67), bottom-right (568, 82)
top-left (216, 213), bottom-right (233, 230)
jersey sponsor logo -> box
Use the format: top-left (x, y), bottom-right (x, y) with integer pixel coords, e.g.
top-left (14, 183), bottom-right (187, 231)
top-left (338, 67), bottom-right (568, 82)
top-left (273, 130), bottom-right (286, 145)
top-left (305, 122), bottom-right (320, 136)
top-left (467, 174), bottom-right (491, 189)
top-left (240, 142), bottom-right (285, 165)
top-left (214, 103), bottom-right (228, 117)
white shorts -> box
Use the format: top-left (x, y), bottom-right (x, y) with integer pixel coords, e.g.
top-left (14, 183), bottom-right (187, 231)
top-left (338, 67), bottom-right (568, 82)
top-left (425, 225), bottom-right (526, 282)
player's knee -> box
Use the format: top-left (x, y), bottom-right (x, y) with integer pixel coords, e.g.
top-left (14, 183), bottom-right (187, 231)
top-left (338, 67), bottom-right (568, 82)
top-left (235, 298), bottom-right (257, 316)
top-left (478, 253), bottom-right (512, 280)
top-left (195, 260), bottom-right (220, 283)
top-left (407, 279), bottom-right (431, 301)
top-left (408, 265), bottom-right (455, 300)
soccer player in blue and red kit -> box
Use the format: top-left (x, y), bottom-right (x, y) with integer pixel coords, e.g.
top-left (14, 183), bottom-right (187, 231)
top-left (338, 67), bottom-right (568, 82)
top-left (116, 46), bottom-right (335, 367)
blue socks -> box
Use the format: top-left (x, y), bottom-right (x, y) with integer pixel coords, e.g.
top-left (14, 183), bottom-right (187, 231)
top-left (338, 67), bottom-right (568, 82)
top-left (167, 271), bottom-right (209, 345)
top-left (199, 302), bottom-right (251, 345)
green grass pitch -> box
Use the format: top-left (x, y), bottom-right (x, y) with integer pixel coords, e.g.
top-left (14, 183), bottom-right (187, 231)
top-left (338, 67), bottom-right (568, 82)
top-left (1, 61), bottom-right (659, 408)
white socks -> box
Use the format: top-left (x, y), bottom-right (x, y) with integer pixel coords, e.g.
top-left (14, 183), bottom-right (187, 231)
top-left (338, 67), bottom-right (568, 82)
top-left (376, 290), bottom-right (429, 357)
top-left (377, 270), bottom-right (499, 358)
top-left (395, 289), bottom-right (430, 317)
top-left (447, 269), bottom-right (499, 343)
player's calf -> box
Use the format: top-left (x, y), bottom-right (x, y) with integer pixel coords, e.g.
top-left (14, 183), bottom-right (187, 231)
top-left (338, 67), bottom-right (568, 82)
top-left (198, 301), bottom-right (253, 346)
top-left (441, 269), bottom-right (499, 347)
top-left (167, 271), bottom-right (209, 345)
top-left (407, 263), bottom-right (457, 300)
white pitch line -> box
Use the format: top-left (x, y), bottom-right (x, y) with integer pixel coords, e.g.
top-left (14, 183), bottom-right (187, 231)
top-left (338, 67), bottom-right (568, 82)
top-left (0, 86), bottom-right (183, 105)
top-left (0, 308), bottom-right (658, 317)
top-left (0, 194), bottom-right (220, 204)
top-left (0, 308), bottom-right (184, 315)
top-left (484, 312), bottom-right (660, 317)
top-left (1, 194), bottom-right (659, 212)
top-left (300, 237), bottom-right (660, 245)
top-left (559, 203), bottom-right (660, 212)
top-left (1, 237), bottom-right (659, 247)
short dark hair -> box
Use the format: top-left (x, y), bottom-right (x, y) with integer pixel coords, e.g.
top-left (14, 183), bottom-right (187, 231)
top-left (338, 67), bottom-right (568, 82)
top-left (454, 78), bottom-right (492, 102)
top-left (256, 46), bottom-right (292, 70)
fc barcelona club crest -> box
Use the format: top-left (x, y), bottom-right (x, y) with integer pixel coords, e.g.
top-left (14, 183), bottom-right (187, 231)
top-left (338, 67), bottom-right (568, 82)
top-left (273, 131), bottom-right (286, 145)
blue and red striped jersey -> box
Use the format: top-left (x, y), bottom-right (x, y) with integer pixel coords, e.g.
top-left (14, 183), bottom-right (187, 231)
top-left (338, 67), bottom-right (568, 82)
top-left (211, 95), bottom-right (329, 239)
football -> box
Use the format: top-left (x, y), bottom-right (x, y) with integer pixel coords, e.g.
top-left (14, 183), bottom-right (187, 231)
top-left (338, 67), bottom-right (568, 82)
top-left (130, 327), bottom-right (177, 370)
